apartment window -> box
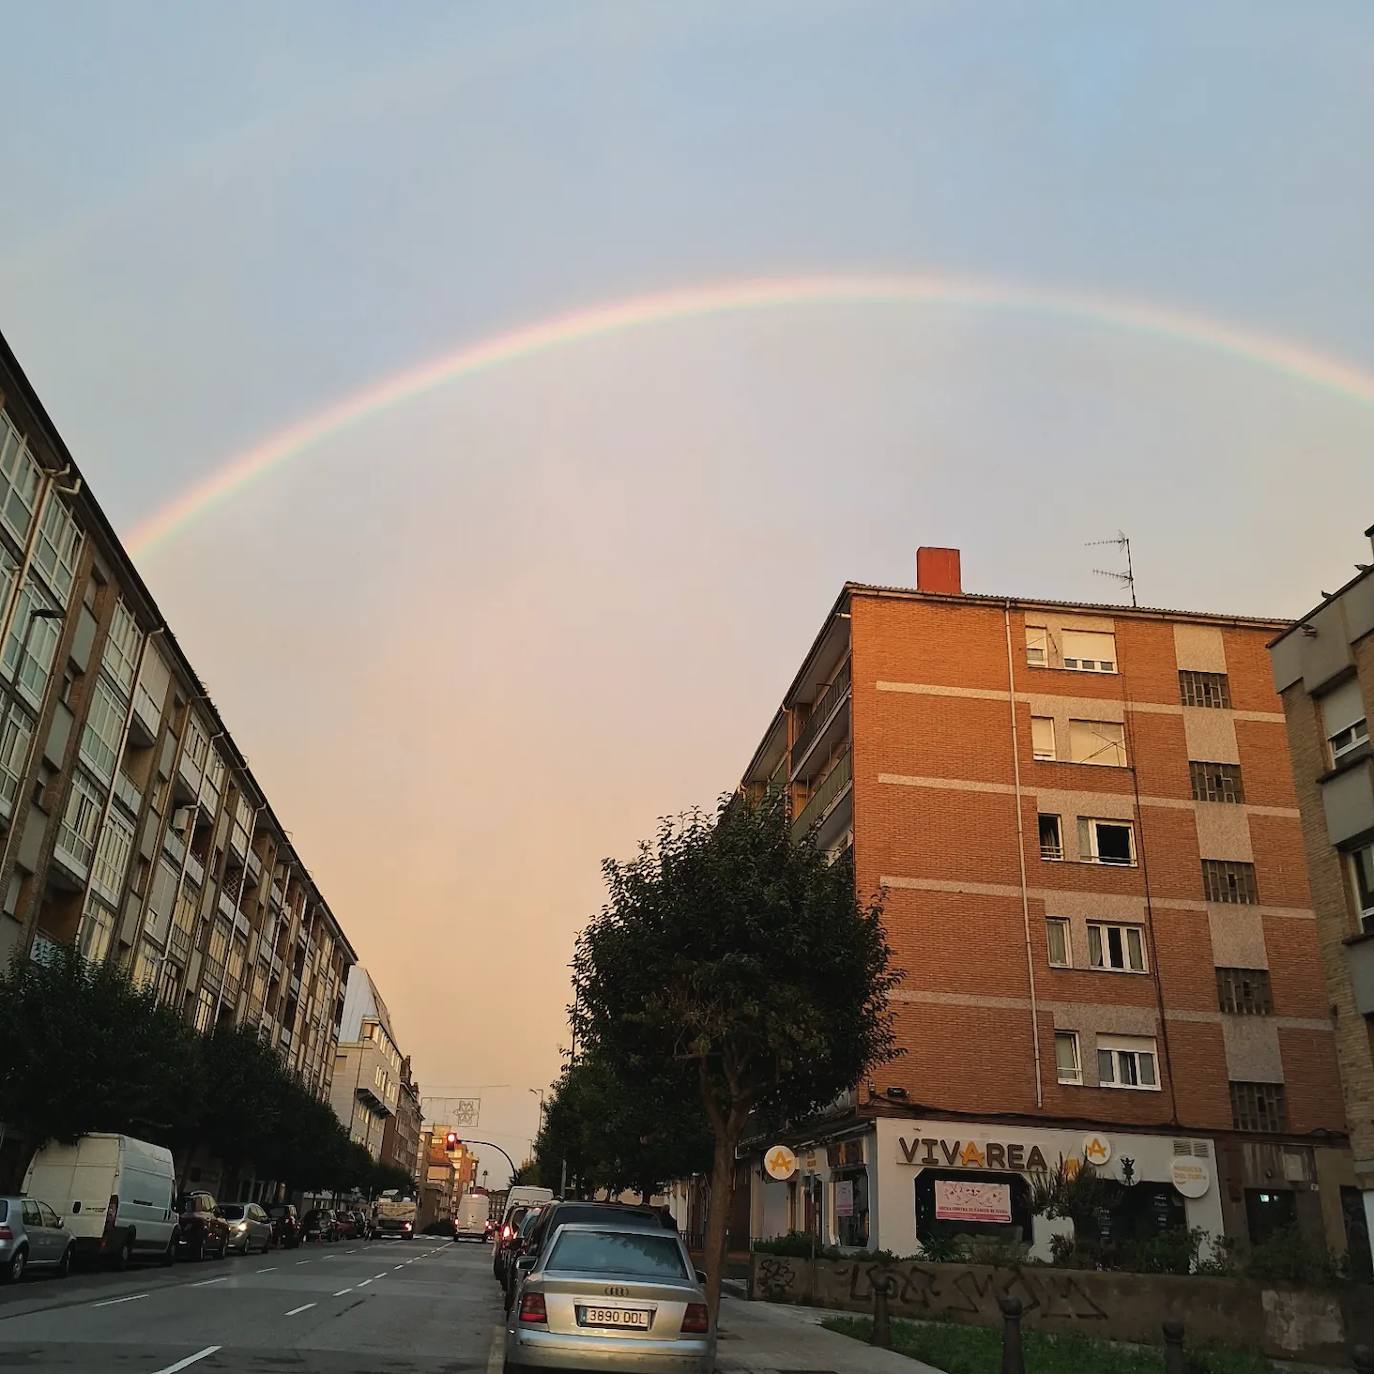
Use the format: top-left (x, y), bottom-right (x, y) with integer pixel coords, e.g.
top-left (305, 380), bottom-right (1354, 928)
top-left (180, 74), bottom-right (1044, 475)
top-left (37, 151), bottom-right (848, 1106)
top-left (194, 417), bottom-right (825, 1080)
top-left (1097, 1035), bottom-right (1159, 1090)
top-left (3, 582), bottom-right (61, 707)
top-left (131, 940), bottom-right (161, 990)
top-left (1179, 670), bottom-right (1231, 709)
top-left (1026, 625), bottom-right (1048, 667)
top-left (1054, 1031), bottom-right (1082, 1085)
top-left (1031, 716), bottom-right (1056, 761)
top-left (0, 706), bottom-right (33, 811)
top-left (1038, 814), bottom-right (1063, 861)
top-left (1230, 1081), bottom-right (1286, 1133)
top-left (1320, 678), bottom-right (1369, 766)
top-left (32, 496), bottom-right (82, 604)
top-left (1068, 719), bottom-right (1127, 767)
top-left (145, 857), bottom-right (180, 944)
top-left (1062, 629), bottom-right (1116, 673)
top-left (0, 413), bottom-right (42, 545)
top-left (1079, 817), bottom-right (1135, 865)
top-left (91, 811), bottom-right (134, 906)
top-left (1202, 859), bottom-right (1258, 904)
top-left (57, 771), bottom-right (103, 868)
top-left (78, 897), bottom-right (116, 966)
top-left (1190, 760), bottom-right (1245, 804)
top-left (102, 598), bottom-right (142, 694)
top-left (193, 987), bottom-right (216, 1033)
top-left (1046, 917), bottom-right (1071, 968)
top-left (185, 717), bottom-right (210, 770)
top-left (1216, 967), bottom-right (1273, 1016)
top-left (1088, 921), bottom-right (1147, 972)
top-left (80, 676), bottom-right (124, 783)
top-left (1350, 843), bottom-right (1374, 935)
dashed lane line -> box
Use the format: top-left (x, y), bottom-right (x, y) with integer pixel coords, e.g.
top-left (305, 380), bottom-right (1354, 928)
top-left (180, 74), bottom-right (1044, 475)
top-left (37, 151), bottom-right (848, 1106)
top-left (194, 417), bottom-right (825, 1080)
top-left (285, 1303), bottom-right (317, 1316)
top-left (296, 1260), bottom-right (311, 1265)
top-left (358, 1279), bottom-right (373, 1287)
top-left (92, 1294), bottom-right (148, 1308)
top-left (189, 1276), bottom-right (228, 1287)
top-left (373, 1271), bottom-right (388, 1279)
top-left (333, 1287), bottom-right (354, 1297)
top-left (256, 1266), bottom-right (278, 1273)
top-left (150, 1348), bottom-right (221, 1374)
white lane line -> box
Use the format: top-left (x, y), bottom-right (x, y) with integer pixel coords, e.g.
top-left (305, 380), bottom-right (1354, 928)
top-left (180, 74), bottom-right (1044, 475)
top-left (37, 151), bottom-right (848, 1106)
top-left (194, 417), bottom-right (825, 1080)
top-left (333, 1287), bottom-right (354, 1296)
top-left (346, 1248), bottom-right (358, 1253)
top-left (285, 1302), bottom-right (317, 1316)
top-left (189, 1276), bottom-right (229, 1287)
top-left (358, 1278), bottom-right (373, 1286)
top-left (150, 1348), bottom-right (222, 1374)
top-left (257, 1265), bottom-right (278, 1272)
top-left (92, 1293), bottom-right (148, 1308)
top-left (373, 1271), bottom-right (387, 1279)
top-left (393, 1264), bottom-right (405, 1270)
top-left (296, 1259), bottom-right (310, 1265)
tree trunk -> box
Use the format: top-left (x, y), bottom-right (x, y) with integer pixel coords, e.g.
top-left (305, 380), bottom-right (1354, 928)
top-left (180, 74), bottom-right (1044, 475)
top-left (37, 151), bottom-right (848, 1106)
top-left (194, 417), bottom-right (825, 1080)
top-left (702, 1124), bottom-right (739, 1321)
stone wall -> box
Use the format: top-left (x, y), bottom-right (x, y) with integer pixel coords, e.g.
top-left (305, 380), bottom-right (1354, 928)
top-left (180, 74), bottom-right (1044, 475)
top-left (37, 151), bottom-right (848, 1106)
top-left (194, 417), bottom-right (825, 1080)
top-left (749, 1252), bottom-right (1363, 1366)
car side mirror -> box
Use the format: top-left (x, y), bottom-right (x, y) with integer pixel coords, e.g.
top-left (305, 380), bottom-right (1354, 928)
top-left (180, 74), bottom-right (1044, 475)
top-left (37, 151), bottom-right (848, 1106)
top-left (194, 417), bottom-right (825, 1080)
top-left (515, 1256), bottom-right (536, 1273)
top-left (695, 1269), bottom-right (707, 1284)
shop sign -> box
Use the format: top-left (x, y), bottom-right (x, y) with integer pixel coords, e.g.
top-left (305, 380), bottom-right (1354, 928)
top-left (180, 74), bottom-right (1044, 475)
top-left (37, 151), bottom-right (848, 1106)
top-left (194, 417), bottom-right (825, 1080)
top-left (1170, 1156), bottom-right (1211, 1199)
top-left (899, 1136), bottom-right (1050, 1173)
top-left (826, 1139), bottom-right (864, 1167)
top-left (764, 1145), bottom-right (797, 1181)
top-left (1082, 1133), bottom-right (1112, 1166)
top-left (834, 1180), bottom-right (855, 1217)
top-left (934, 1179), bottom-right (1012, 1225)
top-left (803, 1151), bottom-right (818, 1174)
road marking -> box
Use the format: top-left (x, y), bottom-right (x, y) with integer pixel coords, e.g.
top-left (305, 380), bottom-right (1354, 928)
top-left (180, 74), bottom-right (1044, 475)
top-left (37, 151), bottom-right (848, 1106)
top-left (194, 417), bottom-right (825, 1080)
top-left (374, 1271), bottom-right (387, 1279)
top-left (296, 1259), bottom-right (311, 1265)
top-left (393, 1264), bottom-right (405, 1270)
top-left (346, 1248), bottom-right (358, 1253)
top-left (285, 1302), bottom-right (317, 1316)
top-left (150, 1348), bottom-right (221, 1374)
top-left (333, 1287), bottom-right (353, 1296)
top-left (92, 1293), bottom-right (149, 1308)
top-left (358, 1278), bottom-right (372, 1286)
top-left (189, 1276), bottom-right (229, 1287)
top-left (256, 1266), bottom-right (277, 1273)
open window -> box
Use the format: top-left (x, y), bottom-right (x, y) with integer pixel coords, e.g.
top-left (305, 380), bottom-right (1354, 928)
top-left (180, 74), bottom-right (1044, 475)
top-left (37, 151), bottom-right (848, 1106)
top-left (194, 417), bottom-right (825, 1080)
top-left (1038, 814), bottom-right (1063, 861)
top-left (1078, 818), bottom-right (1135, 865)
top-left (1097, 1035), bottom-right (1159, 1091)
top-left (1087, 921), bottom-right (1146, 972)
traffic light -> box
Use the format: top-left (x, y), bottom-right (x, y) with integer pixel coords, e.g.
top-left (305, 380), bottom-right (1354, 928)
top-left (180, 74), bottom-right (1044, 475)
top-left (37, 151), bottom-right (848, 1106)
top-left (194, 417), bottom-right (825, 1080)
top-left (445, 1132), bottom-right (459, 1151)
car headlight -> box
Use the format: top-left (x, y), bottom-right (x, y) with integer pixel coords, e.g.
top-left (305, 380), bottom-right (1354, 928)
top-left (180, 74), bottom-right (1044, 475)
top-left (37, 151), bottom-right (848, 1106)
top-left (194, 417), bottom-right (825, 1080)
top-left (236, 1223), bottom-right (248, 1231)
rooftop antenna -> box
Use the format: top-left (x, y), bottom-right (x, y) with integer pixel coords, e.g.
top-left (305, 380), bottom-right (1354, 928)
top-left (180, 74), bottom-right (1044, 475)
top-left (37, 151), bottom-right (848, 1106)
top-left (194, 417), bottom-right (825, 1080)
top-left (1087, 531), bottom-right (1137, 607)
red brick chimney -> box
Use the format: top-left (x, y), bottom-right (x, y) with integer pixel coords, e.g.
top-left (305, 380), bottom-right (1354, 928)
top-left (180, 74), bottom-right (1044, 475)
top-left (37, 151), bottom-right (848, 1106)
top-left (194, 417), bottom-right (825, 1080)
top-left (916, 546), bottom-right (962, 596)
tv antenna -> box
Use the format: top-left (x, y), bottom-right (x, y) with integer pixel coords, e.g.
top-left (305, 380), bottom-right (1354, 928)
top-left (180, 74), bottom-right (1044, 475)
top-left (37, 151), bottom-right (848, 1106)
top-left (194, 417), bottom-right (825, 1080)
top-left (1087, 531), bottom-right (1137, 607)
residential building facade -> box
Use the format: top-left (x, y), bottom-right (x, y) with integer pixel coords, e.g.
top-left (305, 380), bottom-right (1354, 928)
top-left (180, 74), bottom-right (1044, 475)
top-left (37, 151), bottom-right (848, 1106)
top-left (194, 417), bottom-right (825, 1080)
top-left (329, 966), bottom-right (406, 1160)
top-left (0, 328), bottom-right (355, 1107)
top-left (381, 1068), bottom-right (423, 1185)
top-left (744, 548), bottom-right (1356, 1262)
top-left (1268, 526), bottom-right (1374, 1275)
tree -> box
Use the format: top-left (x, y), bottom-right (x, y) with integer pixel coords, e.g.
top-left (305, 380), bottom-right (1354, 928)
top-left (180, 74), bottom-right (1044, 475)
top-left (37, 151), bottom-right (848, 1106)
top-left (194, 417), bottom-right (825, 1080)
top-left (573, 792), bottom-right (901, 1315)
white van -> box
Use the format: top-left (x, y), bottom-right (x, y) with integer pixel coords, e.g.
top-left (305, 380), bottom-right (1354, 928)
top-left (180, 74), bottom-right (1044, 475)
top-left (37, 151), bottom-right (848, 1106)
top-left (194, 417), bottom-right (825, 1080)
top-left (23, 1134), bottom-right (177, 1268)
top-left (501, 1184), bottom-right (554, 1228)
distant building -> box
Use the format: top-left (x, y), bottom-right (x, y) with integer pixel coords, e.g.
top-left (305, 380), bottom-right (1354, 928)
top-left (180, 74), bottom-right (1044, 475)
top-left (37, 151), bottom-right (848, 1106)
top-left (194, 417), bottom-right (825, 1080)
top-left (1268, 526), bottom-right (1374, 1275)
top-left (381, 1065), bottom-right (422, 1185)
top-left (328, 967), bottom-right (406, 1161)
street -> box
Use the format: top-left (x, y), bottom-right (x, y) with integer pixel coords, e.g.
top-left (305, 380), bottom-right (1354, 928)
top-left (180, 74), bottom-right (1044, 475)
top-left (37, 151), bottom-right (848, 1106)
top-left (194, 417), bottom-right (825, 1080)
top-left (0, 1237), bottom-right (500, 1373)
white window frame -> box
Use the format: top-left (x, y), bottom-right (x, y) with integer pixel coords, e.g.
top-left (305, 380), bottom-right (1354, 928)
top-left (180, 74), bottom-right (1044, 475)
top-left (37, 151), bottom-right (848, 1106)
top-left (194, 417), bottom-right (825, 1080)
top-left (58, 770), bottom-right (103, 868)
top-left (91, 810), bottom-right (134, 906)
top-left (79, 895), bottom-right (116, 966)
top-left (80, 675), bottom-right (125, 783)
top-left (1087, 920), bottom-right (1147, 972)
top-left (0, 704), bottom-right (32, 812)
top-left (32, 495), bottom-right (82, 605)
top-left (0, 412), bottom-right (42, 545)
top-left (1046, 917), bottom-right (1071, 968)
top-left (1061, 629), bottom-right (1117, 674)
top-left (1038, 813), bottom-right (1063, 861)
top-left (1350, 843), bottom-right (1374, 935)
top-left (1067, 719), bottom-right (1127, 768)
top-left (102, 598), bottom-right (142, 694)
top-left (1026, 625), bottom-right (1049, 667)
top-left (1031, 716), bottom-right (1056, 761)
top-left (1054, 1030), bottom-right (1082, 1085)
top-left (1096, 1035), bottom-right (1159, 1090)
top-left (1078, 817), bottom-right (1136, 866)
top-left (4, 581), bottom-right (62, 708)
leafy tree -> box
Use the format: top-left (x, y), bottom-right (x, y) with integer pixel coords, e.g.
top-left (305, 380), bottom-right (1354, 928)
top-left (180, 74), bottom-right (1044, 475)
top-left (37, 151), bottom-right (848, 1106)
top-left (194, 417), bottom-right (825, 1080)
top-left (573, 792), bottom-right (900, 1314)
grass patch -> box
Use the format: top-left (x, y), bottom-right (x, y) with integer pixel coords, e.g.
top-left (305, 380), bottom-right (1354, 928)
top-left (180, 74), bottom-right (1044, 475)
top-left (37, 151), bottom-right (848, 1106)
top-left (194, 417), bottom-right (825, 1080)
top-left (820, 1315), bottom-right (1275, 1374)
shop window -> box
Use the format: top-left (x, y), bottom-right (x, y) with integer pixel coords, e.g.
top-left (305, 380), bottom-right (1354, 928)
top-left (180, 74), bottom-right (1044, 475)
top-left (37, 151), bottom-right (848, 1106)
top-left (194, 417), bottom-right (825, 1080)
top-left (833, 1168), bottom-right (869, 1248)
top-left (914, 1170), bottom-right (1033, 1245)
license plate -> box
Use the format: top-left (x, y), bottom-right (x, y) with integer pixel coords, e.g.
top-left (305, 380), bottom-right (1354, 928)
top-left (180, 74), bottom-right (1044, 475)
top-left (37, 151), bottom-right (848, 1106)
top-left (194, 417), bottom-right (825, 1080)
top-left (578, 1307), bottom-right (650, 1329)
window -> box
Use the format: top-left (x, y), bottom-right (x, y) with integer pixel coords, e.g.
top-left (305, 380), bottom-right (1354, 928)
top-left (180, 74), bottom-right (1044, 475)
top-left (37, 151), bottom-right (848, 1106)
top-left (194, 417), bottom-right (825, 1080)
top-left (132, 939), bottom-right (161, 990)
top-left (0, 411), bottom-right (42, 542)
top-left (1088, 921), bottom-right (1146, 972)
top-left (1320, 679), bottom-right (1369, 766)
top-left (1046, 918), bottom-right (1071, 967)
top-left (1216, 967), bottom-right (1273, 1015)
top-left (1030, 716), bottom-right (1055, 761)
top-left (78, 897), bottom-right (116, 966)
top-left (1062, 629), bottom-right (1116, 673)
top-left (91, 811), bottom-right (134, 905)
top-left (1179, 670), bottom-right (1231, 709)
top-left (193, 987), bottom-right (216, 1032)
top-left (1079, 817), bottom-right (1135, 865)
top-left (1230, 1081), bottom-right (1286, 1133)
top-left (547, 1229), bottom-right (687, 1279)
top-left (1026, 625), bottom-right (1048, 667)
top-left (185, 717), bottom-right (210, 770)
top-left (1202, 859), bottom-right (1258, 904)
top-left (1097, 1035), bottom-right (1159, 1090)
top-left (57, 771), bottom-right (103, 868)
top-left (1038, 814), bottom-right (1063, 861)
top-left (3, 582), bottom-right (62, 707)
top-left (80, 676), bottom-right (124, 783)
top-left (0, 705), bottom-right (32, 811)
top-left (1055, 1031), bottom-right (1082, 1084)
top-left (32, 496), bottom-right (82, 604)
top-left (102, 598), bottom-right (141, 694)
top-left (145, 857), bottom-right (180, 945)
top-left (1190, 760), bottom-right (1245, 804)
top-left (1068, 719), bottom-right (1127, 767)
top-left (1349, 844), bottom-right (1374, 935)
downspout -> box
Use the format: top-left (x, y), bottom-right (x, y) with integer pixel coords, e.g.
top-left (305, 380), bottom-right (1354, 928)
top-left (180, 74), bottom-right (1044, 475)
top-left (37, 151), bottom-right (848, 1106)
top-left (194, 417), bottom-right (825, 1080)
top-left (1004, 602), bottom-right (1044, 1109)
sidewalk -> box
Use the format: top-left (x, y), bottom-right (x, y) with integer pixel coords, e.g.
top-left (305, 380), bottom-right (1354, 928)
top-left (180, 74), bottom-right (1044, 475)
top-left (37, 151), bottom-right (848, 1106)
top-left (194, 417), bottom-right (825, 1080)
top-left (716, 1295), bottom-right (945, 1374)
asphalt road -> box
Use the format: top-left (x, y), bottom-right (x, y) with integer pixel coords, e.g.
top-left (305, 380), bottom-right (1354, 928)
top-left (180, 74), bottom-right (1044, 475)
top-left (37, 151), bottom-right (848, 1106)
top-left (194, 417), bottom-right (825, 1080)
top-left (0, 1234), bottom-right (501, 1372)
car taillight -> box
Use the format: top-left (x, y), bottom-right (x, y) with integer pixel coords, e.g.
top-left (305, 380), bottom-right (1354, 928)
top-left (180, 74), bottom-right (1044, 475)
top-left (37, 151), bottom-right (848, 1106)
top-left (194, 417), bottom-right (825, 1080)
top-left (105, 1195), bottom-right (119, 1226)
top-left (402, 1221), bottom-right (412, 1231)
top-left (518, 1293), bottom-right (547, 1324)
top-left (681, 1302), bottom-right (710, 1334)
top-left (501, 1224), bottom-right (512, 1239)
top-left (0, 1225), bottom-right (12, 1242)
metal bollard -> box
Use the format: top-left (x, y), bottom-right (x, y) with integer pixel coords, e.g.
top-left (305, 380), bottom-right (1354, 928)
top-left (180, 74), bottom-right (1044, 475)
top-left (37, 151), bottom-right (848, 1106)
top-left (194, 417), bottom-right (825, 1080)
top-left (1162, 1320), bottom-right (1186, 1374)
top-left (998, 1296), bottom-right (1025, 1374)
top-left (1352, 1345), bottom-right (1374, 1374)
top-left (870, 1276), bottom-right (894, 1349)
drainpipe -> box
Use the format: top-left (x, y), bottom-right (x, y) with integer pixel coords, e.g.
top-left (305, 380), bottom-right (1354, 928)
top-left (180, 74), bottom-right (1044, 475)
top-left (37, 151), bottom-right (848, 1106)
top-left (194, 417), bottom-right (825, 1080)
top-left (1004, 602), bottom-right (1044, 1109)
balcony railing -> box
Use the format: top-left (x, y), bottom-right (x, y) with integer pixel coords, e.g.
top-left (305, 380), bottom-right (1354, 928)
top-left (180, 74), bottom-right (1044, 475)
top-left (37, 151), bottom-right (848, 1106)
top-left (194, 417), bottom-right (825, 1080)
top-left (113, 771), bottom-right (142, 817)
top-left (184, 851), bottom-right (205, 889)
top-left (132, 682), bottom-right (161, 739)
top-left (55, 821), bottom-right (95, 877)
top-left (163, 827), bottom-right (187, 867)
top-left (791, 748), bottom-right (852, 842)
top-left (791, 659), bottom-right (851, 769)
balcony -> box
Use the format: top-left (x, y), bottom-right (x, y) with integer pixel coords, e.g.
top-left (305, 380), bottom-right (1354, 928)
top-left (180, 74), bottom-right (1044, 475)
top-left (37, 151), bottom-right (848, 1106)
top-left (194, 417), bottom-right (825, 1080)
top-left (791, 748), bottom-right (853, 845)
top-left (163, 826), bottom-right (187, 868)
top-left (130, 682), bottom-right (161, 746)
top-left (113, 771), bottom-right (142, 818)
top-left (218, 888), bottom-right (237, 922)
top-left (52, 822), bottom-right (93, 887)
top-left (246, 848), bottom-right (262, 887)
top-left (790, 659), bottom-right (852, 779)
top-left (184, 850), bottom-right (205, 889)
top-left (269, 880), bottom-right (284, 910)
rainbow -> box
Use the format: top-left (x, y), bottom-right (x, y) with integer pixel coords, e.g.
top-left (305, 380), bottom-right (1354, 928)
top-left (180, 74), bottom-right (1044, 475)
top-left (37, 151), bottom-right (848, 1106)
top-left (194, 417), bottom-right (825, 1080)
top-left (127, 273), bottom-right (1374, 555)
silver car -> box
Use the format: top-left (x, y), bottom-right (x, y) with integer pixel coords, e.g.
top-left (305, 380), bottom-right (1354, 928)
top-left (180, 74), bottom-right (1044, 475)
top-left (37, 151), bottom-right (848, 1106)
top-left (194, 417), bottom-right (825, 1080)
top-left (505, 1221), bottom-right (714, 1374)
top-left (218, 1202), bottom-right (274, 1254)
top-left (0, 1196), bottom-right (75, 1282)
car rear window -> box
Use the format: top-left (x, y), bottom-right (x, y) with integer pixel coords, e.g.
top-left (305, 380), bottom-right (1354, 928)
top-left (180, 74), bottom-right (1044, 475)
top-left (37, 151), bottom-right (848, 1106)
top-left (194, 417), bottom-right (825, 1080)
top-left (0, 1201), bottom-right (7, 1221)
top-left (547, 1229), bottom-right (688, 1279)
top-left (219, 1205), bottom-right (244, 1219)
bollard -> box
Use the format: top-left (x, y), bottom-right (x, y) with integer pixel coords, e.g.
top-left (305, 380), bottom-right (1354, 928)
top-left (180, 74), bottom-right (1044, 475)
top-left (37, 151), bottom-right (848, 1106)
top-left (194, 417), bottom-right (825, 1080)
top-left (1162, 1320), bottom-right (1186, 1374)
top-left (870, 1276), bottom-right (894, 1349)
top-left (1352, 1345), bottom-right (1374, 1374)
top-left (998, 1296), bottom-right (1025, 1374)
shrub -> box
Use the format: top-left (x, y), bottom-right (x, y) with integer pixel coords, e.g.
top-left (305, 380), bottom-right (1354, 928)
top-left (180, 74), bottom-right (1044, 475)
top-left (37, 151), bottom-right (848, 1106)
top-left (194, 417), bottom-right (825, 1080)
top-left (753, 1231), bottom-right (840, 1259)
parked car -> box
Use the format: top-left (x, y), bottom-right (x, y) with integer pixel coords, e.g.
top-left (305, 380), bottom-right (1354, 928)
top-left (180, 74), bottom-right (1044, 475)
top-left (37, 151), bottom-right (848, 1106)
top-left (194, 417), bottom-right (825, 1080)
top-left (267, 1204), bottom-right (301, 1249)
top-left (0, 1196), bottom-right (76, 1282)
top-left (499, 1207), bottom-right (546, 1303)
top-left (175, 1191), bottom-right (229, 1261)
top-left (333, 1211), bottom-right (357, 1241)
top-left (301, 1208), bottom-right (337, 1244)
top-left (22, 1133), bottom-right (177, 1269)
top-left (219, 1203), bottom-right (273, 1255)
top-left (346, 1210), bottom-right (373, 1240)
top-left (505, 1221), bottom-right (714, 1374)
top-left (493, 1204), bottom-right (535, 1281)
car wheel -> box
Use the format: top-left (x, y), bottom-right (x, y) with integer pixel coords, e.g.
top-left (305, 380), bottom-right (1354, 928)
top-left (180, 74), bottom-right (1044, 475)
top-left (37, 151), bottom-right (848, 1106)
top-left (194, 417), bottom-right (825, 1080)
top-left (110, 1237), bottom-right (133, 1272)
top-left (160, 1236), bottom-right (176, 1267)
top-left (56, 1244), bottom-right (73, 1278)
top-left (2, 1247), bottom-right (26, 1283)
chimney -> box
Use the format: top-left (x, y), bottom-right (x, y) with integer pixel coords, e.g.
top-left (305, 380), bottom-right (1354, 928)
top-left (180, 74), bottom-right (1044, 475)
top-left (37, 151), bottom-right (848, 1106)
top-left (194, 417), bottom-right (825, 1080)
top-left (916, 546), bottom-right (962, 596)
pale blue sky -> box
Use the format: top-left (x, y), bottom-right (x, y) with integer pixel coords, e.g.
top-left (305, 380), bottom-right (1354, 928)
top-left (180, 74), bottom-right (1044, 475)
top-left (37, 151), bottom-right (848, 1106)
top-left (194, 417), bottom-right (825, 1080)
top-left (1, 2), bottom-right (1371, 1155)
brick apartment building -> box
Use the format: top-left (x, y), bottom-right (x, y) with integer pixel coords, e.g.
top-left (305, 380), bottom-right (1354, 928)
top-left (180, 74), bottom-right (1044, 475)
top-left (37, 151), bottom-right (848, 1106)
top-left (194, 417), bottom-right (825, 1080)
top-left (1269, 525), bottom-right (1374, 1275)
top-left (745, 549), bottom-right (1359, 1262)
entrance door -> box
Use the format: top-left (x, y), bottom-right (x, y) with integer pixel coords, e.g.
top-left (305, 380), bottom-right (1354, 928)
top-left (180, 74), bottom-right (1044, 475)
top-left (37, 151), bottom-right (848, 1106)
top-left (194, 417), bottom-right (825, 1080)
top-left (1244, 1188), bottom-right (1296, 1244)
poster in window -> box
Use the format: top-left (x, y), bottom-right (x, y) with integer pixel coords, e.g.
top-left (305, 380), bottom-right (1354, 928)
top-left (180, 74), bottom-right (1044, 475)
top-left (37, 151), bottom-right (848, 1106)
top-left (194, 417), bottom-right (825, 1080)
top-left (934, 1179), bottom-right (1012, 1225)
top-left (834, 1180), bottom-right (854, 1217)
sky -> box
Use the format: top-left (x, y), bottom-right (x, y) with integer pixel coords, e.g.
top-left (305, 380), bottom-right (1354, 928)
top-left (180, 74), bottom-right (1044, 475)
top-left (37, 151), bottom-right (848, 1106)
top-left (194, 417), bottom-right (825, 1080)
top-left (1, 1), bottom-right (1372, 1168)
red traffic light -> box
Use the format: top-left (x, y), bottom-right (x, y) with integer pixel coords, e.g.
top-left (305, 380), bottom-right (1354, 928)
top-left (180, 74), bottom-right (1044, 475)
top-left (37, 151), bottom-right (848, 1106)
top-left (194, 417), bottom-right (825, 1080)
top-left (445, 1132), bottom-right (459, 1150)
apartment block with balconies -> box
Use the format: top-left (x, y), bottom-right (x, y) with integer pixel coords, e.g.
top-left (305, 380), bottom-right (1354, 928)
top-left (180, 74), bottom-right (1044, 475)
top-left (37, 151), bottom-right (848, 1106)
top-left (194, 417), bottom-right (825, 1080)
top-left (329, 966), bottom-right (409, 1161)
top-left (743, 548), bottom-right (1359, 1264)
